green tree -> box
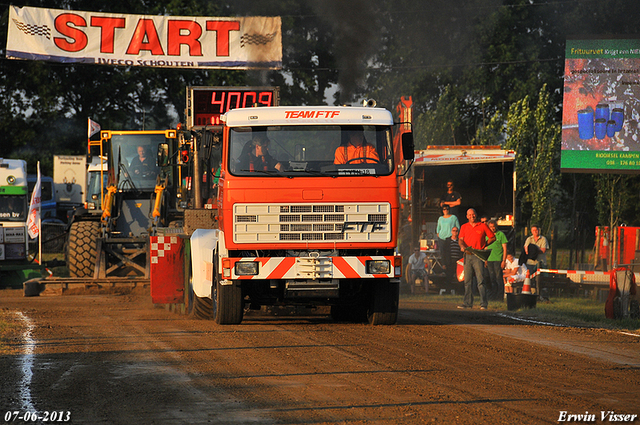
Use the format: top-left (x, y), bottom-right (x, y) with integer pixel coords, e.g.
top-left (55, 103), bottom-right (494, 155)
top-left (505, 84), bottom-right (560, 234)
top-left (414, 85), bottom-right (461, 148)
top-left (594, 174), bottom-right (634, 231)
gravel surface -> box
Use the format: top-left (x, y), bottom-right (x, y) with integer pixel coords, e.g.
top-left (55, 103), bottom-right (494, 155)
top-left (1, 289), bottom-right (638, 424)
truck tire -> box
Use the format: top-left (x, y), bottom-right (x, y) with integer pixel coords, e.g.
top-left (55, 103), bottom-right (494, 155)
top-left (66, 221), bottom-right (99, 278)
top-left (192, 295), bottom-right (213, 319)
top-left (367, 279), bottom-right (399, 325)
top-left (184, 252), bottom-right (214, 319)
top-left (213, 280), bottom-right (243, 325)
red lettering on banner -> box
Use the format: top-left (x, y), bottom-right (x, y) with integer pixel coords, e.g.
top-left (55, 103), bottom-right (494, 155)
top-left (167, 20), bottom-right (202, 56)
top-left (205, 21), bottom-right (240, 56)
top-left (126, 19), bottom-right (165, 55)
top-left (51, 14), bottom-right (246, 58)
top-left (90, 17), bottom-right (125, 54)
top-left (54, 13), bottom-right (88, 52)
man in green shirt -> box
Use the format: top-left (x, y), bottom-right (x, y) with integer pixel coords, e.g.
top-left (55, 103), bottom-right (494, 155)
top-left (486, 220), bottom-right (508, 300)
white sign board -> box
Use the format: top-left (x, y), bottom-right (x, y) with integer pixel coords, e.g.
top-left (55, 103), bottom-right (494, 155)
top-left (54, 155), bottom-right (86, 204)
top-left (6, 6), bottom-right (282, 70)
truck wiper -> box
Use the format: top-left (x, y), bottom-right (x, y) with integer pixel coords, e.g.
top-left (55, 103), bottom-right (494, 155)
top-left (239, 169), bottom-right (281, 175)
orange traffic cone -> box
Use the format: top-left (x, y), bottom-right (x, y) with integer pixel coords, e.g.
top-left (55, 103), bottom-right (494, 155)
top-left (522, 269), bottom-right (532, 294)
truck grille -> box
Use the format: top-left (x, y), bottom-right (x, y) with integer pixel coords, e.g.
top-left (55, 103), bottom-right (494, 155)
top-left (233, 203), bottom-right (391, 244)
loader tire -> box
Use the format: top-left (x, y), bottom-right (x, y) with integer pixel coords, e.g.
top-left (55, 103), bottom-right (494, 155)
top-left (214, 280), bottom-right (243, 325)
top-left (367, 279), bottom-right (399, 325)
top-left (66, 221), bottom-right (100, 278)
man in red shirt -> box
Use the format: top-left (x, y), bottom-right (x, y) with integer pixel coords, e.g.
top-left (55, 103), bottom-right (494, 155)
top-left (458, 208), bottom-right (495, 310)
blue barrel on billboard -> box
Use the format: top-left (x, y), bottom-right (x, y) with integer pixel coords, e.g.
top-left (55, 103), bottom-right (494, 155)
top-left (595, 118), bottom-right (607, 139)
top-left (612, 108), bottom-right (624, 132)
top-left (596, 104), bottom-right (610, 122)
top-left (577, 109), bottom-right (594, 139)
top-left (607, 120), bottom-right (617, 138)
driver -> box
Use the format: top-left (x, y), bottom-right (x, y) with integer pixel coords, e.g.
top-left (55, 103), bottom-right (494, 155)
top-left (129, 145), bottom-right (155, 176)
top-left (238, 131), bottom-right (283, 172)
top-left (334, 127), bottom-right (380, 164)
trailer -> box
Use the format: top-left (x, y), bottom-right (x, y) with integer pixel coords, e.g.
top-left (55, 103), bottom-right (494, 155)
top-left (405, 146), bottom-right (516, 289)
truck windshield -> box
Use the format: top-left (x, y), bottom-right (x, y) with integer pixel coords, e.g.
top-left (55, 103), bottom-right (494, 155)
top-left (0, 195), bottom-right (27, 221)
top-left (111, 134), bottom-right (171, 190)
top-left (228, 125), bottom-right (394, 177)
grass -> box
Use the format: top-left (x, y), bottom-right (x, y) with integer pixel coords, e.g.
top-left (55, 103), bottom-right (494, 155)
top-left (401, 293), bottom-right (640, 332)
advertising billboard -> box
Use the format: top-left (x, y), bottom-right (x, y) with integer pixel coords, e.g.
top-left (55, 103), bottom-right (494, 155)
top-left (562, 39), bottom-right (640, 172)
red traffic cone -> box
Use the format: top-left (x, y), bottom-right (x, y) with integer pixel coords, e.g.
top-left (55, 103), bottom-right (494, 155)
top-left (522, 269), bottom-right (532, 294)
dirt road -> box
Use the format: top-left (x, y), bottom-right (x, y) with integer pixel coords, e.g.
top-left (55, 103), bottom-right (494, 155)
top-left (1, 289), bottom-right (639, 424)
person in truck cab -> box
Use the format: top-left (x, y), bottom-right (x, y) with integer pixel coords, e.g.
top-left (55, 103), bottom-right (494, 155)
top-left (239, 131), bottom-right (283, 172)
top-left (334, 127), bottom-right (380, 164)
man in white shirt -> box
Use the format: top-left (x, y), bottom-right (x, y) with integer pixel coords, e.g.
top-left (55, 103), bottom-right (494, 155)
top-left (407, 247), bottom-right (428, 294)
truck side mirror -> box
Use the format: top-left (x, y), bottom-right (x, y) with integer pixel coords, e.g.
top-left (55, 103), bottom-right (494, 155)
top-left (401, 133), bottom-right (414, 161)
top-left (157, 143), bottom-right (169, 167)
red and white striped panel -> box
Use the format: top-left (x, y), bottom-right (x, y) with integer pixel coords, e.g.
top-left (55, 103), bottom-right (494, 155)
top-left (150, 236), bottom-right (180, 264)
top-left (224, 256), bottom-right (401, 280)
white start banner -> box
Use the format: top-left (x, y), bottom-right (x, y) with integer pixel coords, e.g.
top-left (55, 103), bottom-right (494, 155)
top-left (6, 6), bottom-right (282, 70)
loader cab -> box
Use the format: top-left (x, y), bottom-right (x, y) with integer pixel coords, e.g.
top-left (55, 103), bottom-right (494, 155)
top-left (113, 136), bottom-right (166, 191)
top-left (99, 129), bottom-right (180, 235)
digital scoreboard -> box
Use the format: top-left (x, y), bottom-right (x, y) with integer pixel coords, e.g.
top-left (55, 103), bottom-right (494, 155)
top-left (186, 86), bottom-right (280, 129)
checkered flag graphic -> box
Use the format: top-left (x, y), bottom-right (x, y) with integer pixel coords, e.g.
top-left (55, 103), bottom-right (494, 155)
top-left (240, 32), bottom-right (277, 48)
top-left (13, 18), bottom-right (51, 40)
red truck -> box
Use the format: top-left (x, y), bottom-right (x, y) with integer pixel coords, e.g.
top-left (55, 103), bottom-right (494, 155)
top-left (154, 101), bottom-right (414, 325)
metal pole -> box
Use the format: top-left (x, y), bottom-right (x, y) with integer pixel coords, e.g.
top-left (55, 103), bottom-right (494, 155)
top-left (193, 133), bottom-right (202, 209)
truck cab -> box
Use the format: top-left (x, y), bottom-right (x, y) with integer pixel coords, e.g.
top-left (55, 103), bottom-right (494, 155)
top-left (0, 158), bottom-right (28, 262)
top-left (189, 105), bottom-right (413, 325)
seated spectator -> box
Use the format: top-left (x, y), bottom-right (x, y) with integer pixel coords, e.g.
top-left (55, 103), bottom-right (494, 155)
top-left (503, 253), bottom-right (528, 293)
top-left (503, 253), bottom-right (519, 279)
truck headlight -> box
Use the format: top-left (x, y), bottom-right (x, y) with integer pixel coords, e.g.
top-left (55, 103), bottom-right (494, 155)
top-left (366, 260), bottom-right (390, 275)
top-left (235, 261), bottom-right (259, 276)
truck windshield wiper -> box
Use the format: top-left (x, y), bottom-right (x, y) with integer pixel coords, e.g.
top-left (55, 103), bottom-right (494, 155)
top-left (239, 169), bottom-right (281, 175)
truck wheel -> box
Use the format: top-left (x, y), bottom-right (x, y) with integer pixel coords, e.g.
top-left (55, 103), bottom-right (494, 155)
top-left (186, 255), bottom-right (213, 319)
top-left (192, 294), bottom-right (213, 319)
top-left (367, 279), bottom-right (399, 325)
top-left (66, 221), bottom-right (99, 278)
top-left (213, 279), bottom-right (243, 325)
